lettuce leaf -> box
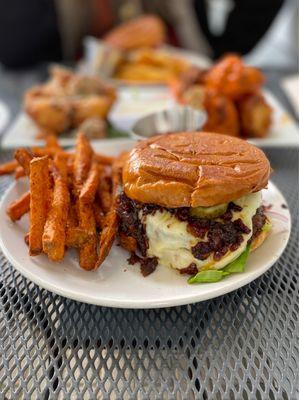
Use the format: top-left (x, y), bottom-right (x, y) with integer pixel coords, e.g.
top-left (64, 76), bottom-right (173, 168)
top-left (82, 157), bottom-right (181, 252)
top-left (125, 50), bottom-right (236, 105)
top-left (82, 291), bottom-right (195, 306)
top-left (188, 244), bottom-right (250, 284)
top-left (222, 244), bottom-right (250, 273)
top-left (188, 269), bottom-right (229, 284)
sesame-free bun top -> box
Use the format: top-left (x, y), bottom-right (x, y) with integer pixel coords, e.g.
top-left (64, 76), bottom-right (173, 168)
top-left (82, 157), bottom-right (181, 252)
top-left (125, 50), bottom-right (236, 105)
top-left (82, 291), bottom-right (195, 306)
top-left (123, 132), bottom-right (271, 207)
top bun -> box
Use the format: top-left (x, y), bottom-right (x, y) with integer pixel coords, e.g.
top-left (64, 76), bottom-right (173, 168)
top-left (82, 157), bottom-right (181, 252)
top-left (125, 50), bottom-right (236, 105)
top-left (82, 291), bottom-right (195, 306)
top-left (104, 15), bottom-right (166, 50)
top-left (123, 132), bottom-right (271, 207)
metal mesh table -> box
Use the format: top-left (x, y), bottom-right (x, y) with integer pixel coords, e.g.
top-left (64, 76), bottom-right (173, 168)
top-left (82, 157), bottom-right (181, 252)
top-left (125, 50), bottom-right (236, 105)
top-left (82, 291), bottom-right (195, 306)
top-left (0, 148), bottom-right (298, 400)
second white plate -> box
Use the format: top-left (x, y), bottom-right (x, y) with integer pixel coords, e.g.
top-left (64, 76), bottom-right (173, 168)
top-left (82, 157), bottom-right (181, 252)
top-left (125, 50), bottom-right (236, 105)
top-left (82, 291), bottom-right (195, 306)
top-left (2, 90), bottom-right (299, 149)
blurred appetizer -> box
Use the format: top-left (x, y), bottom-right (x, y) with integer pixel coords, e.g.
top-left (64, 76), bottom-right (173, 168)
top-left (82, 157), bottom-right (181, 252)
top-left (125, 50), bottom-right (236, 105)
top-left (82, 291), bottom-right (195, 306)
top-left (182, 86), bottom-right (239, 136)
top-left (113, 48), bottom-right (190, 83)
top-left (171, 54), bottom-right (272, 138)
top-left (104, 14), bottom-right (166, 51)
top-left (77, 117), bottom-right (107, 139)
top-left (95, 15), bottom-right (190, 84)
top-left (237, 93), bottom-right (272, 138)
top-left (24, 66), bottom-right (116, 135)
top-left (204, 54), bottom-right (264, 100)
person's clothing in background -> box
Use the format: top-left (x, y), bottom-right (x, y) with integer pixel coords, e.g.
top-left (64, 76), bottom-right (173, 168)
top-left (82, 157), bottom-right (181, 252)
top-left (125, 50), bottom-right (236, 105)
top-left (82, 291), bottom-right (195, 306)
top-left (193, 0), bottom-right (298, 69)
top-left (0, 0), bottom-right (297, 70)
top-left (243, 0), bottom-right (298, 69)
top-left (0, 0), bottom-right (62, 68)
top-left (139, 0), bottom-right (297, 70)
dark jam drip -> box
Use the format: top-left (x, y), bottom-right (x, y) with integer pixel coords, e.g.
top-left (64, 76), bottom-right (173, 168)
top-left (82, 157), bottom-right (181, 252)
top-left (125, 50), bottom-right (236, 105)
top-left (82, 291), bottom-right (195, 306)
top-left (179, 263), bottom-right (198, 276)
top-left (127, 252), bottom-right (158, 277)
top-left (117, 193), bottom-right (148, 256)
top-left (251, 206), bottom-right (267, 241)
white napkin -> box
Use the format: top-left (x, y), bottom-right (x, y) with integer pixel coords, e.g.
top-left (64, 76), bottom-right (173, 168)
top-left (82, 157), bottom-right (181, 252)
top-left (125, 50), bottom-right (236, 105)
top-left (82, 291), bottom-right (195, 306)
top-left (281, 75), bottom-right (299, 117)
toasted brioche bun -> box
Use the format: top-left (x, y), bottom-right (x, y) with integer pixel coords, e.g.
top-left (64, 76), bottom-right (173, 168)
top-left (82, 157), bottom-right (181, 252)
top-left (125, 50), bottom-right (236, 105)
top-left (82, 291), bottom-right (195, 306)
top-left (250, 227), bottom-right (271, 252)
top-left (123, 132), bottom-right (271, 207)
top-left (104, 15), bottom-right (166, 50)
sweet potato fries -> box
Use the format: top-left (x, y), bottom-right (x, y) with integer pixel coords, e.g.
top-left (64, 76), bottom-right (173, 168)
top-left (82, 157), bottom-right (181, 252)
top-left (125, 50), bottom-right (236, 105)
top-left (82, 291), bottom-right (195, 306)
top-left (1, 134), bottom-right (121, 270)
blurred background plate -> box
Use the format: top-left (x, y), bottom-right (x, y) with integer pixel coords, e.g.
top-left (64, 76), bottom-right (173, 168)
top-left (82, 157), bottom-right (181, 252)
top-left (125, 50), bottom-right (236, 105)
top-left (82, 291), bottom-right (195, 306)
top-left (79, 37), bottom-right (212, 86)
top-left (248, 90), bottom-right (299, 147)
top-left (2, 88), bottom-right (299, 149)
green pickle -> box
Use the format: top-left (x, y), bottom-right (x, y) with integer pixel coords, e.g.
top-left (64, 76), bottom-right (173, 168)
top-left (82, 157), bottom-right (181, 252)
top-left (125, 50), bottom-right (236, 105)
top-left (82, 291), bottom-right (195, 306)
top-left (190, 203), bottom-right (228, 219)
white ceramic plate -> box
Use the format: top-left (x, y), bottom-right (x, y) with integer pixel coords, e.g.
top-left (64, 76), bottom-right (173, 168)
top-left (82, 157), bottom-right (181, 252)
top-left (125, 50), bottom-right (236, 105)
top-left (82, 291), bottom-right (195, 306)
top-left (0, 139), bottom-right (291, 309)
top-left (2, 90), bottom-right (299, 149)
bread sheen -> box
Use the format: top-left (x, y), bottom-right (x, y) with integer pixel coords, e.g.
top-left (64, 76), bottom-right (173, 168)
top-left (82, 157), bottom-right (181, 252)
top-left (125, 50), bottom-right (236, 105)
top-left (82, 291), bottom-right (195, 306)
top-left (123, 132), bottom-right (271, 207)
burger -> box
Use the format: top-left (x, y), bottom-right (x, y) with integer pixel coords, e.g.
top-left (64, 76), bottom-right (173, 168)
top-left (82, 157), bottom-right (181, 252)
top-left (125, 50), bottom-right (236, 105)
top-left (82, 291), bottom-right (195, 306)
top-left (117, 132), bottom-right (271, 283)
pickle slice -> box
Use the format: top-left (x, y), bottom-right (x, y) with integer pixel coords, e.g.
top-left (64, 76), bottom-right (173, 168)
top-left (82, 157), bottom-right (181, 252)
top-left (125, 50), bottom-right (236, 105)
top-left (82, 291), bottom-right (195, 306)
top-left (190, 203), bottom-right (228, 219)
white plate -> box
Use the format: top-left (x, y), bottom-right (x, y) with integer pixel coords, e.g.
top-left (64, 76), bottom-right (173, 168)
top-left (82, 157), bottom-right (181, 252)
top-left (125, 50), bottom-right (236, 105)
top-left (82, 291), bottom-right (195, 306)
top-left (108, 86), bottom-right (175, 132)
top-left (0, 139), bottom-right (291, 309)
top-left (2, 90), bottom-right (299, 149)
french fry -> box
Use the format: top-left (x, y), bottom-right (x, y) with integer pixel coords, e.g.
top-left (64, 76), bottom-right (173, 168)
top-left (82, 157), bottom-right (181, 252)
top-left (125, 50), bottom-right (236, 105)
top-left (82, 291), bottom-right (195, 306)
top-left (45, 134), bottom-right (61, 151)
top-left (93, 202), bottom-right (105, 230)
top-left (111, 151), bottom-right (129, 191)
top-left (67, 203), bottom-right (78, 229)
top-left (95, 157), bottom-right (123, 269)
top-left (95, 207), bottom-right (118, 269)
top-left (15, 166), bottom-right (26, 179)
top-left (14, 148), bottom-right (33, 176)
top-left (73, 132), bottom-right (97, 269)
top-left (77, 200), bottom-right (97, 270)
top-left (66, 227), bottom-right (90, 248)
top-left (79, 159), bottom-right (100, 204)
top-left (73, 133), bottom-right (93, 190)
top-left (31, 147), bottom-right (59, 158)
top-left (67, 155), bottom-right (74, 176)
top-left (29, 156), bottom-right (51, 256)
top-left (0, 160), bottom-right (18, 175)
top-left (42, 154), bottom-right (70, 261)
top-left (6, 191), bottom-right (30, 221)
top-left (95, 153), bottom-right (115, 166)
top-left (97, 173), bottom-right (112, 213)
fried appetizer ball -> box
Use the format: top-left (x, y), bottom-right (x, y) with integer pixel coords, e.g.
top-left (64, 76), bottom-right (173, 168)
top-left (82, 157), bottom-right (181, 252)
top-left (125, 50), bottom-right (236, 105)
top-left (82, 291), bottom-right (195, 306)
top-left (25, 67), bottom-right (116, 135)
top-left (104, 15), bottom-right (166, 50)
top-left (77, 117), bottom-right (107, 139)
top-left (204, 54), bottom-right (264, 100)
top-left (183, 85), bottom-right (239, 136)
top-left (170, 66), bottom-right (208, 102)
top-left (238, 93), bottom-right (272, 138)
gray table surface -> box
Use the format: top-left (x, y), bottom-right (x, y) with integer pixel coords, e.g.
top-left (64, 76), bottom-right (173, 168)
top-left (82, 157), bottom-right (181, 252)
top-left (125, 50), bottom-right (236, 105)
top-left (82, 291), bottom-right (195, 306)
top-left (0, 65), bottom-right (298, 399)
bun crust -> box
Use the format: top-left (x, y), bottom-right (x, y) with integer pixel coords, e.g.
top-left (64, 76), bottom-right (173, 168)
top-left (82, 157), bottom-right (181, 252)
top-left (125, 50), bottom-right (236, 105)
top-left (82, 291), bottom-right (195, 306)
top-left (250, 226), bottom-right (270, 252)
top-left (123, 132), bottom-right (271, 207)
top-left (104, 15), bottom-right (166, 50)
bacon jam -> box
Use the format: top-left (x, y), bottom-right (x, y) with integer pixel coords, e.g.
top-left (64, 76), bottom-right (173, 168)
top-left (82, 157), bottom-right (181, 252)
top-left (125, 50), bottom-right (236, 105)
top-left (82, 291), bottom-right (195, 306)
top-left (117, 193), bottom-right (266, 276)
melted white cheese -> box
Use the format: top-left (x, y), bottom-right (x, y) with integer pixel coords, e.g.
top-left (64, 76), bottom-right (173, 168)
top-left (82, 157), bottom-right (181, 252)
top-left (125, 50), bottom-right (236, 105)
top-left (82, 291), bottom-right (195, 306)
top-left (141, 191), bottom-right (262, 271)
